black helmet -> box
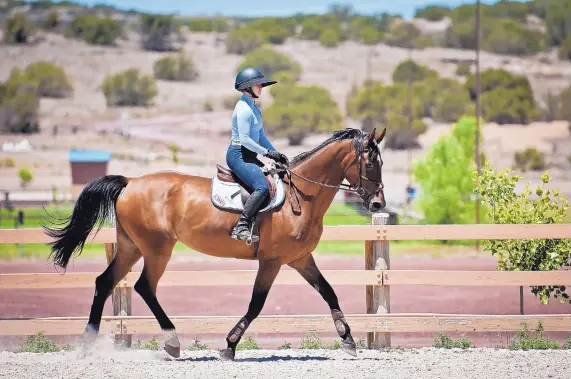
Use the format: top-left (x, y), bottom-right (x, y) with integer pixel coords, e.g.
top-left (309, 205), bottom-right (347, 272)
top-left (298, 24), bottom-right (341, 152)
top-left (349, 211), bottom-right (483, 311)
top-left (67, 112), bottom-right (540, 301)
top-left (234, 67), bottom-right (277, 92)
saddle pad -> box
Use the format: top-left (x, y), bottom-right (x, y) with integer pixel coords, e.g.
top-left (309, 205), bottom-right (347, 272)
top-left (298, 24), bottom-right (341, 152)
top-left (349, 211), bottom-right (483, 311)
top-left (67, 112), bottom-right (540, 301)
top-left (211, 174), bottom-right (286, 213)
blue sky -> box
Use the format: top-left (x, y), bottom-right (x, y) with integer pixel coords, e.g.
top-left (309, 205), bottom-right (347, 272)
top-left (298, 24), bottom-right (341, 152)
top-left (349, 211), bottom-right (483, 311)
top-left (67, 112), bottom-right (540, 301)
top-left (54, 0), bottom-right (526, 18)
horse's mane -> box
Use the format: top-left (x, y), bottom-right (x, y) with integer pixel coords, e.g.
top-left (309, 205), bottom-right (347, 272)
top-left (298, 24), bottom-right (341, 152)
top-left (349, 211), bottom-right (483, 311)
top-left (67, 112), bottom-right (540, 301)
top-left (289, 128), bottom-right (365, 167)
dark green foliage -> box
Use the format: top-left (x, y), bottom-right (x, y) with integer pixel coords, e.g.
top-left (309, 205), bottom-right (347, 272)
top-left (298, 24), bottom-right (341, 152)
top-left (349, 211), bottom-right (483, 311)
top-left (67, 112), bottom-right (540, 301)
top-left (513, 148), bottom-right (547, 171)
top-left (541, 0), bottom-right (571, 47)
top-left (153, 51), bottom-right (199, 82)
top-left (0, 69), bottom-right (40, 134)
top-left (299, 14), bottom-right (348, 43)
top-left (455, 63), bottom-right (471, 76)
top-left (225, 27), bottom-right (265, 55)
top-left (445, 16), bottom-right (546, 55)
top-left (558, 36), bottom-right (571, 60)
top-left (102, 68), bottom-right (158, 107)
top-left (225, 17), bottom-right (296, 54)
top-left (140, 14), bottom-right (178, 52)
top-left (465, 68), bottom-right (540, 124)
top-left (263, 84), bottom-right (342, 146)
top-left (42, 10), bottom-right (60, 31)
top-left (433, 332), bottom-right (475, 348)
top-left (509, 322), bottom-right (562, 350)
top-left (414, 5), bottom-right (451, 21)
top-left (2, 12), bottom-right (35, 44)
top-left (319, 28), bottom-right (341, 47)
top-left (64, 14), bottom-right (123, 45)
top-left (384, 21), bottom-right (432, 49)
top-left (181, 17), bottom-right (230, 33)
top-left (392, 60), bottom-right (438, 84)
top-left (237, 46), bottom-right (302, 81)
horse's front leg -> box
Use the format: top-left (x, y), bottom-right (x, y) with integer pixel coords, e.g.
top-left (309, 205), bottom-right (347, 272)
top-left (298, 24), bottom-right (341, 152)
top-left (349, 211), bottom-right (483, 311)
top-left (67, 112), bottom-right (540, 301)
top-left (219, 258), bottom-right (281, 361)
top-left (288, 253), bottom-right (357, 356)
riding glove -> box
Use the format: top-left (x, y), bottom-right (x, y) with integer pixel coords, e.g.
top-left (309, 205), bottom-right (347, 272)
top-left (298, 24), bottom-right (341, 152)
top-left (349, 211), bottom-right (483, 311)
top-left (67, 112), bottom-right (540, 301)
top-left (265, 150), bottom-right (289, 166)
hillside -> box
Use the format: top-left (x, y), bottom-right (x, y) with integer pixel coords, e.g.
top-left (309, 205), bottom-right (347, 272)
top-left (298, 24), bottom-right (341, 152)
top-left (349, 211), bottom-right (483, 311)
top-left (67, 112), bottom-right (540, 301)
top-left (1, 0), bottom-right (570, 205)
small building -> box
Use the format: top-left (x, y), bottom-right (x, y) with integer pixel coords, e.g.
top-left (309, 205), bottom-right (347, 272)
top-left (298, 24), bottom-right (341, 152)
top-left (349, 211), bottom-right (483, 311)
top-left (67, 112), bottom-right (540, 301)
top-left (69, 149), bottom-right (111, 199)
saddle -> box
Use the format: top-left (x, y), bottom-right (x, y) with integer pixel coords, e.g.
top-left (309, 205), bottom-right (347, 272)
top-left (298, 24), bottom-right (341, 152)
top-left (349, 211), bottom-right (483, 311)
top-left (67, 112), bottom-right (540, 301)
top-left (210, 163), bottom-right (286, 214)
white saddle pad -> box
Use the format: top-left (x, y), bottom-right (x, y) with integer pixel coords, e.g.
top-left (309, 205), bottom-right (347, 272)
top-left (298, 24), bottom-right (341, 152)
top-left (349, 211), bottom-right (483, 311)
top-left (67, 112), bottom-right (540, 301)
top-left (210, 173), bottom-right (286, 213)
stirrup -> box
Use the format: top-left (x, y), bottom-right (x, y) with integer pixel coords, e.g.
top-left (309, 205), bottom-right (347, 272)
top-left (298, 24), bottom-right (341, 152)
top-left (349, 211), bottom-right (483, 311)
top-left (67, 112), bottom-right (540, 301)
top-left (231, 220), bottom-right (259, 245)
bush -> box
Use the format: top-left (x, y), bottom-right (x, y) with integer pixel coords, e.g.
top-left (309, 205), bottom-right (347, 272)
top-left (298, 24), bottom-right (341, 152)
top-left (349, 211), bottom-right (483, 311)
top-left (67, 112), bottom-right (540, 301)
top-left (384, 22), bottom-right (431, 49)
top-left (558, 36), bottom-right (571, 60)
top-left (509, 322), bottom-right (561, 350)
top-left (455, 63), bottom-right (471, 76)
top-left (433, 332), bottom-right (475, 348)
top-left (140, 14), bottom-right (178, 52)
top-left (237, 46), bottom-right (302, 81)
top-left (415, 5), bottom-right (451, 21)
top-left (0, 71), bottom-right (40, 134)
top-left (3, 12), bottom-right (35, 44)
top-left (42, 10), bottom-right (60, 31)
top-left (153, 51), bottom-right (199, 82)
top-left (17, 61), bottom-right (73, 98)
top-left (245, 17), bottom-right (294, 45)
top-left (543, 1), bottom-right (571, 47)
top-left (263, 84), bottom-right (342, 146)
top-left (319, 28), bottom-right (341, 47)
top-left (18, 167), bottom-right (33, 188)
top-left (465, 68), bottom-right (540, 124)
top-left (474, 167), bottom-right (571, 305)
top-left (64, 14), bottom-right (123, 45)
top-left (182, 17), bottom-right (230, 33)
top-left (555, 86), bottom-right (571, 123)
top-left (392, 60), bottom-right (438, 84)
top-left (102, 68), bottom-right (158, 107)
top-left (513, 147), bottom-right (546, 171)
top-left (224, 27), bottom-right (265, 55)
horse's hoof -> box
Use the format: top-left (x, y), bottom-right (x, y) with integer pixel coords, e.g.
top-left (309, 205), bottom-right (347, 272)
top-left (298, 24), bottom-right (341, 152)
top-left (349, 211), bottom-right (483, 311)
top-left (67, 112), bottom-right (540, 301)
top-left (341, 339), bottom-right (357, 357)
top-left (164, 334), bottom-right (181, 358)
top-left (219, 348), bottom-right (235, 361)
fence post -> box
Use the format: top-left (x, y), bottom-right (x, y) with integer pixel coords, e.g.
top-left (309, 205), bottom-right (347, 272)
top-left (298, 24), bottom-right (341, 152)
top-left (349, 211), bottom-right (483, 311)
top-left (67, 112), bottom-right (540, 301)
top-left (365, 212), bottom-right (390, 349)
top-left (105, 242), bottom-right (132, 347)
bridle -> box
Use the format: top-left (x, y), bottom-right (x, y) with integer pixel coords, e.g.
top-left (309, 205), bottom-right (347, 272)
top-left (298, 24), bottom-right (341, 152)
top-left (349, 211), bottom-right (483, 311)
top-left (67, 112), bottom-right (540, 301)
top-left (275, 133), bottom-right (384, 213)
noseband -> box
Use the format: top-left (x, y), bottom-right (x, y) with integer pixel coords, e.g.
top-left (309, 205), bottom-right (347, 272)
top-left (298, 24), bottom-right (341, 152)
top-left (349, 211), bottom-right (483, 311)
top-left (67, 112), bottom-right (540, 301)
top-left (276, 133), bottom-right (384, 213)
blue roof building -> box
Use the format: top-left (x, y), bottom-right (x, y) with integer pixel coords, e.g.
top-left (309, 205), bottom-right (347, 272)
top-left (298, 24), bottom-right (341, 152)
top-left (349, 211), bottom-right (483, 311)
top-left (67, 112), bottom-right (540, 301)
top-left (68, 149), bottom-right (112, 199)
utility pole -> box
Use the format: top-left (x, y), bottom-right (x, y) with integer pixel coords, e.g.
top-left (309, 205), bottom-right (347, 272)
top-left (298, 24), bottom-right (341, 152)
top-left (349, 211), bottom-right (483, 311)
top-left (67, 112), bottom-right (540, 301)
top-left (475, 0), bottom-right (482, 250)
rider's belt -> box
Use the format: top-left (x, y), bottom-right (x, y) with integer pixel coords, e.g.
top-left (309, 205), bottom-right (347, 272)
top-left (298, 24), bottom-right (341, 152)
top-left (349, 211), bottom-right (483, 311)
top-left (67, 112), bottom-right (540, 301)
top-left (230, 140), bottom-right (242, 146)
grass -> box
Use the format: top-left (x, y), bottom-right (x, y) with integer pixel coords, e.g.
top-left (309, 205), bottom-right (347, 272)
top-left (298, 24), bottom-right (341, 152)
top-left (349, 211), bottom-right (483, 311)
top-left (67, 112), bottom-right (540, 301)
top-left (0, 202), bottom-right (478, 260)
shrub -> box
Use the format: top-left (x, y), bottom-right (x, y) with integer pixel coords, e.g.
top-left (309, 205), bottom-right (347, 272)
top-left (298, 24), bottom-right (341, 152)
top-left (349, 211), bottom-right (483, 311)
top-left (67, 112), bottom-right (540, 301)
top-left (555, 86), bottom-right (571, 123)
top-left (0, 71), bottom-right (40, 134)
top-left (263, 84), bottom-right (343, 146)
top-left (319, 28), bottom-right (341, 47)
top-left (245, 17), bottom-right (294, 45)
top-left (415, 5), bottom-right (451, 21)
top-left (224, 27), bottom-right (265, 55)
top-left (357, 25), bottom-right (383, 45)
top-left (42, 10), bottom-right (60, 31)
top-left (64, 14), bottom-right (123, 45)
top-left (182, 17), bottom-right (230, 33)
top-left (559, 36), bottom-right (571, 60)
top-left (474, 167), bottom-right (571, 305)
top-left (509, 322), bottom-right (561, 350)
top-left (18, 167), bottom-right (33, 188)
top-left (153, 51), bottom-right (199, 82)
top-left (21, 332), bottom-right (65, 353)
top-left (433, 332), bottom-right (475, 348)
top-left (102, 68), bottom-right (158, 107)
top-left (456, 63), bottom-right (471, 76)
top-left (543, 1), bottom-right (571, 47)
top-left (465, 68), bottom-right (540, 124)
top-left (513, 147), bottom-right (546, 171)
top-left (18, 61), bottom-right (73, 98)
top-left (140, 14), bottom-right (178, 52)
top-left (3, 12), bottom-right (35, 44)
top-left (236, 336), bottom-right (259, 350)
top-left (384, 22), bottom-right (429, 49)
top-left (392, 60), bottom-right (438, 84)
top-left (237, 46), bottom-right (302, 81)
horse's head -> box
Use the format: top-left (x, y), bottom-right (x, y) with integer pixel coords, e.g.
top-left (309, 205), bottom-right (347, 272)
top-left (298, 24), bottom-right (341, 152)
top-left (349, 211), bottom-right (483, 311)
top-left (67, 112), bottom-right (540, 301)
top-left (344, 127), bottom-right (387, 213)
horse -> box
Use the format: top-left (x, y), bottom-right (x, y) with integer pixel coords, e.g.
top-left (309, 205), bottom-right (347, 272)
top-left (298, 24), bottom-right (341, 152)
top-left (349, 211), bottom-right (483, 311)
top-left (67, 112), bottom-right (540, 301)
top-left (41, 126), bottom-right (387, 361)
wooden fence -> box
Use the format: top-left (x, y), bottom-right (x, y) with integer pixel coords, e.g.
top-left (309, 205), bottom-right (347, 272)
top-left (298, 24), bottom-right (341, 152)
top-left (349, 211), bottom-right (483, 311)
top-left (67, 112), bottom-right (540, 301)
top-left (1, 213), bottom-right (570, 349)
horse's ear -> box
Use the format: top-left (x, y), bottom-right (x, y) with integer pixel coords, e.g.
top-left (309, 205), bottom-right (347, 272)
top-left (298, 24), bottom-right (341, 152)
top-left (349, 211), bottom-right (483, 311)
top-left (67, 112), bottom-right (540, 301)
top-left (375, 128), bottom-right (387, 143)
top-left (366, 128), bottom-right (377, 146)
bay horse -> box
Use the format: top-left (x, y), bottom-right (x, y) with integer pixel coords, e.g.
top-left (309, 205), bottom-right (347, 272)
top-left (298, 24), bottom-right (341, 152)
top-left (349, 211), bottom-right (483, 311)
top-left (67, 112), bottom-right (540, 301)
top-left (42, 127), bottom-right (387, 360)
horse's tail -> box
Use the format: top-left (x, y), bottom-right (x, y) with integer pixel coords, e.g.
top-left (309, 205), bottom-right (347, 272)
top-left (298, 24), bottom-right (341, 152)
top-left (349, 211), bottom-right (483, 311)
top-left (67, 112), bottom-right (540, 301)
top-left (43, 175), bottom-right (129, 269)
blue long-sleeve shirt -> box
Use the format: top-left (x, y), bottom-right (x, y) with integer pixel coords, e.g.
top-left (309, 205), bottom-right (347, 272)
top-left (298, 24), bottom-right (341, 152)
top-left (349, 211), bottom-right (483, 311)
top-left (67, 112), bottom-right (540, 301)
top-left (230, 94), bottom-right (276, 156)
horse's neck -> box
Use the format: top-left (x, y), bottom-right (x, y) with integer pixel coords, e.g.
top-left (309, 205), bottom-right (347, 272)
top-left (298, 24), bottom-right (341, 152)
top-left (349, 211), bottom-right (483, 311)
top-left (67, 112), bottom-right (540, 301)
top-left (289, 141), bottom-right (351, 217)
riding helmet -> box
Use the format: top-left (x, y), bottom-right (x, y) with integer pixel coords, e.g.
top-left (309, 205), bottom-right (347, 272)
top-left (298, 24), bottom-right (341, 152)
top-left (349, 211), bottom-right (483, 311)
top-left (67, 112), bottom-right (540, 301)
top-left (234, 67), bottom-right (277, 91)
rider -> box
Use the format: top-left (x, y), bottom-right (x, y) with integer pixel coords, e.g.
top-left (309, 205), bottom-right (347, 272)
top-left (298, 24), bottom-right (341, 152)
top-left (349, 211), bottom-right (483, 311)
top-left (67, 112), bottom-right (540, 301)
top-left (226, 67), bottom-right (289, 243)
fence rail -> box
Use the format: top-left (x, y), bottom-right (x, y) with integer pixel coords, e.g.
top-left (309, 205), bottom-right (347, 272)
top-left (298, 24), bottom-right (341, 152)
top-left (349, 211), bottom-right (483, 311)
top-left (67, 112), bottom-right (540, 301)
top-left (1, 216), bottom-right (570, 349)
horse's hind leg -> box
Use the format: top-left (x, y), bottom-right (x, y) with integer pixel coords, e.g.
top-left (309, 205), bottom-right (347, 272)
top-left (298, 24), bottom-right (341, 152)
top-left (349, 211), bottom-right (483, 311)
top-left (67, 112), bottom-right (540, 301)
top-left (219, 258), bottom-right (281, 361)
top-left (288, 253), bottom-right (357, 357)
top-left (84, 224), bottom-right (142, 339)
top-left (132, 238), bottom-right (180, 358)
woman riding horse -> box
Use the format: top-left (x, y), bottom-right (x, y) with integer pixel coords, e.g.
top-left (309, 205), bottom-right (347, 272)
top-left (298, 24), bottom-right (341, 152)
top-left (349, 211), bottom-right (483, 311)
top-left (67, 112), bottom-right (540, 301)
top-left (227, 67), bottom-right (289, 243)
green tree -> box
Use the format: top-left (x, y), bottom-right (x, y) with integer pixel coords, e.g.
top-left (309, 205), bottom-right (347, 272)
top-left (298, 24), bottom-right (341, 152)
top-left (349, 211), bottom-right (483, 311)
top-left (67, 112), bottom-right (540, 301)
top-left (140, 14), bottom-right (178, 51)
top-left (64, 14), bottom-right (123, 45)
top-left (18, 61), bottom-right (73, 98)
top-left (3, 12), bottom-right (35, 44)
top-left (474, 166), bottom-right (571, 305)
top-left (414, 5), bottom-right (451, 21)
top-left (263, 84), bottom-right (342, 145)
top-left (225, 27), bottom-right (265, 55)
top-left (392, 60), bottom-right (438, 84)
top-left (237, 46), bottom-right (302, 80)
top-left (153, 51), bottom-right (199, 82)
top-left (102, 68), bottom-right (158, 107)
top-left (0, 69), bottom-right (40, 134)
top-left (412, 116), bottom-right (483, 226)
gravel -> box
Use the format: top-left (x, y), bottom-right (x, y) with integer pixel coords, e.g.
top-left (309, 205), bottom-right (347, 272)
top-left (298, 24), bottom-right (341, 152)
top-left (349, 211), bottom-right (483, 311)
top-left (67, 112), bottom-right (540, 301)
top-left (1, 341), bottom-right (570, 379)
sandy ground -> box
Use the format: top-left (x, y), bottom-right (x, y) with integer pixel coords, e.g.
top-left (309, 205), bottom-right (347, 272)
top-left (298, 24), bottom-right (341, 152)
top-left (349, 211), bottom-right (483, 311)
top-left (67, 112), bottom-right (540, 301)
top-left (1, 347), bottom-right (570, 379)
top-left (1, 253), bottom-right (570, 352)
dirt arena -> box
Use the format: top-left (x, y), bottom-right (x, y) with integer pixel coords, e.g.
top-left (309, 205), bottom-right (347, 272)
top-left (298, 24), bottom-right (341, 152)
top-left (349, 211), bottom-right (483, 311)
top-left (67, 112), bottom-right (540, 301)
top-left (1, 253), bottom-right (569, 351)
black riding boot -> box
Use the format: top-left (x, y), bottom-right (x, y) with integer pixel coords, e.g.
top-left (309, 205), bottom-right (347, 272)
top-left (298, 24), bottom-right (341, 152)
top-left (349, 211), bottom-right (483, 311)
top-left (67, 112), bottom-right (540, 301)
top-left (231, 189), bottom-right (267, 243)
